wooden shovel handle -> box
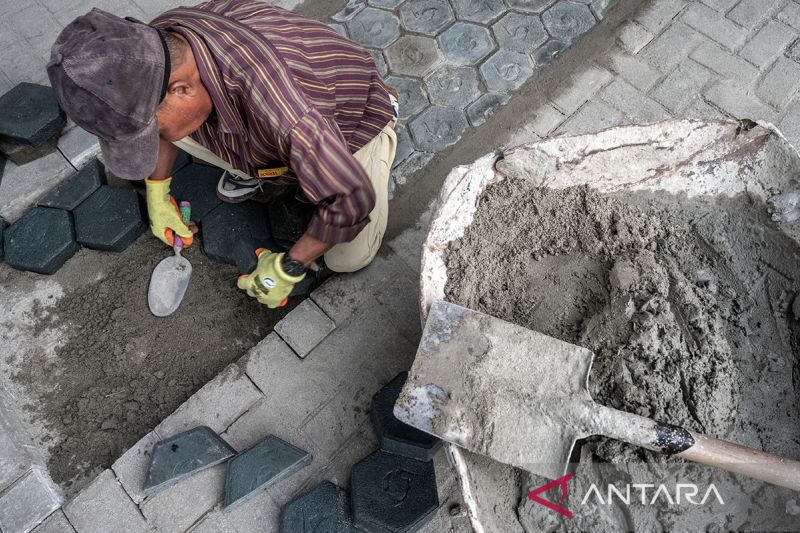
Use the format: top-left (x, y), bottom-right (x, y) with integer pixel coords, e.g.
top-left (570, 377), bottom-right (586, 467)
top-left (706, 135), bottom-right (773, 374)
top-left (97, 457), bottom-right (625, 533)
top-left (678, 432), bottom-right (800, 492)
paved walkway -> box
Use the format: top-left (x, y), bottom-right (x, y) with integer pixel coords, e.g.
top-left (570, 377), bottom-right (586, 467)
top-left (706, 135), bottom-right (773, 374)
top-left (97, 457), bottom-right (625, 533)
top-left (4, 0), bottom-right (800, 531)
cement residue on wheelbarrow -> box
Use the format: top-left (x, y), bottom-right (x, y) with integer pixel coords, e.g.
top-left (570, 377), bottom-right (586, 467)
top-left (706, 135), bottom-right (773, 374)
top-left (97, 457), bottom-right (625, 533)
top-left (421, 120), bottom-right (800, 531)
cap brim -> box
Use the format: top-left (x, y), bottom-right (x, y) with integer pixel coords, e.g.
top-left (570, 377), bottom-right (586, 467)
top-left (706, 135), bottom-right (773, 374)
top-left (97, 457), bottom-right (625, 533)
top-left (98, 117), bottom-right (159, 180)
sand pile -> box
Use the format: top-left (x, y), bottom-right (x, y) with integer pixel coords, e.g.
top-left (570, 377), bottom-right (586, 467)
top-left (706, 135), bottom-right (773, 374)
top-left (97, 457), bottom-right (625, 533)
top-left (444, 180), bottom-right (800, 531)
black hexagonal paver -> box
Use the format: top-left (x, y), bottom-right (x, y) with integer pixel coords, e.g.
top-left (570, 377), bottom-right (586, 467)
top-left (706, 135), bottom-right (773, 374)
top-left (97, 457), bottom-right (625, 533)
top-left (332, 0), bottom-right (367, 22)
top-left (480, 50), bottom-right (535, 92)
top-left (351, 450), bottom-right (438, 533)
top-left (393, 125), bottom-right (414, 168)
top-left (201, 202), bottom-right (277, 266)
top-left (280, 481), bottom-right (357, 533)
top-left (399, 0), bottom-right (455, 36)
top-left (542, 1), bottom-right (597, 43)
top-left (372, 372), bottom-right (442, 461)
top-left (385, 35), bottom-right (442, 78)
top-left (143, 427), bottom-right (235, 497)
top-left (74, 186), bottom-right (146, 252)
top-left (425, 66), bottom-right (481, 109)
top-left (4, 207), bottom-right (79, 275)
top-left (0, 83), bottom-right (66, 148)
top-left (369, 0), bottom-right (404, 8)
top-left (437, 22), bottom-right (496, 66)
top-left (169, 163), bottom-right (223, 223)
top-left (0, 217), bottom-right (7, 262)
top-left (370, 49), bottom-right (389, 78)
top-left (347, 7), bottom-right (401, 49)
top-left (224, 435), bottom-right (312, 511)
top-left (384, 76), bottom-right (429, 120)
top-left (37, 159), bottom-right (106, 211)
top-left (506, 0), bottom-right (558, 12)
top-left (409, 105), bottom-right (469, 152)
top-left (492, 12), bottom-right (548, 53)
top-left (450, 0), bottom-right (506, 24)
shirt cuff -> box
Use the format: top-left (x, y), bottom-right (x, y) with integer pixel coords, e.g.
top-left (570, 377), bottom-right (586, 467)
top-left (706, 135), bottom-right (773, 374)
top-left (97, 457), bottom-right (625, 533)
top-left (306, 211), bottom-right (371, 244)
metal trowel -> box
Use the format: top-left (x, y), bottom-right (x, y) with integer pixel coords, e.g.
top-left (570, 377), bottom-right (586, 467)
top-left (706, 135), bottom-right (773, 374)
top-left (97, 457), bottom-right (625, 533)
top-left (148, 201), bottom-right (192, 317)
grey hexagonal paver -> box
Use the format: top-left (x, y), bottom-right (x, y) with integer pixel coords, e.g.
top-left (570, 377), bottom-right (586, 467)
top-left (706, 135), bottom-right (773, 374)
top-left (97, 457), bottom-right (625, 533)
top-left (368, 0), bottom-right (405, 7)
top-left (327, 22), bottom-right (349, 37)
top-left (409, 105), bottom-right (469, 152)
top-left (505, 0), bottom-right (558, 12)
top-left (479, 50), bottom-right (535, 92)
top-left (384, 76), bottom-right (429, 119)
top-left (437, 22), bottom-right (496, 66)
top-left (385, 35), bottom-right (442, 78)
top-left (542, 1), bottom-right (597, 43)
top-left (347, 7), bottom-right (401, 49)
top-left (533, 39), bottom-right (568, 66)
top-left (450, 0), bottom-right (506, 24)
top-left (370, 49), bottom-right (388, 78)
top-left (399, 0), bottom-right (454, 36)
top-left (492, 12), bottom-right (548, 53)
top-left (466, 92), bottom-right (511, 127)
top-left (425, 66), bottom-right (481, 108)
top-left (393, 125), bottom-right (414, 168)
top-left (332, 0), bottom-right (367, 22)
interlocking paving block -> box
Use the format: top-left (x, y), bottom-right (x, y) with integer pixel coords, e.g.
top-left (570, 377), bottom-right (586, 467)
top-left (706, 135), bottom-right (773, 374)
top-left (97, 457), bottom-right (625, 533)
top-left (425, 66), bottom-right (481, 108)
top-left (351, 450), bottom-right (438, 533)
top-left (201, 202), bottom-right (275, 265)
top-left (224, 435), bottom-right (312, 511)
top-left (506, 0), bottom-right (558, 12)
top-left (143, 426), bottom-right (236, 497)
top-left (369, 0), bottom-right (404, 7)
top-left (480, 50), bottom-right (535, 92)
top-left (372, 372), bottom-right (443, 461)
top-left (399, 0), bottom-right (455, 36)
top-left (370, 49), bottom-right (388, 77)
top-left (450, 0), bottom-right (506, 23)
top-left (533, 39), bottom-right (568, 66)
top-left (170, 162), bottom-right (223, 222)
top-left (275, 299), bottom-right (336, 358)
top-left (280, 481), bottom-right (357, 533)
top-left (493, 12), bottom-right (548, 53)
top-left (437, 22), bottom-right (496, 66)
top-left (543, 1), bottom-right (597, 43)
top-left (393, 125), bottom-right (414, 168)
top-left (0, 82), bottom-right (66, 148)
top-left (347, 7), bottom-right (401, 49)
top-left (332, 0), bottom-right (367, 22)
top-left (409, 105), bottom-right (469, 152)
top-left (385, 76), bottom-right (429, 121)
top-left (74, 186), bottom-right (146, 252)
top-left (31, 509), bottom-right (75, 533)
top-left (385, 35), bottom-right (442, 78)
top-left (37, 158), bottom-right (106, 211)
top-left (0, 468), bottom-right (62, 533)
top-left (64, 470), bottom-right (150, 533)
top-left (0, 216), bottom-right (7, 262)
top-left (4, 207), bottom-right (78, 275)
top-left (466, 92), bottom-right (512, 127)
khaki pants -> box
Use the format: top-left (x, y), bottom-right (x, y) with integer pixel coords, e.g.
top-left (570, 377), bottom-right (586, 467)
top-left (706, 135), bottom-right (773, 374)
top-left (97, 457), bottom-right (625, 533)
top-left (173, 125), bottom-right (396, 273)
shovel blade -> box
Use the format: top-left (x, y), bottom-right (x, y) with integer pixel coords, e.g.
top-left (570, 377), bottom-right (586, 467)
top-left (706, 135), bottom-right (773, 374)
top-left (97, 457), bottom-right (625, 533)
top-left (148, 255), bottom-right (192, 317)
top-left (394, 300), bottom-right (595, 479)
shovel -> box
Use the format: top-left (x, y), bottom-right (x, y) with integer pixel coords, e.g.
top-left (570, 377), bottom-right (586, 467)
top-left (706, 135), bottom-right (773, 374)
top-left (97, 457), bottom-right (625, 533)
top-left (394, 300), bottom-right (800, 492)
top-left (148, 201), bottom-right (192, 317)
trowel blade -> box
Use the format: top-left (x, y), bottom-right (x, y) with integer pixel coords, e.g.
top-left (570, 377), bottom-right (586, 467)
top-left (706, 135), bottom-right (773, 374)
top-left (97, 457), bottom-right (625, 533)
top-left (394, 300), bottom-right (596, 480)
top-left (148, 254), bottom-right (192, 317)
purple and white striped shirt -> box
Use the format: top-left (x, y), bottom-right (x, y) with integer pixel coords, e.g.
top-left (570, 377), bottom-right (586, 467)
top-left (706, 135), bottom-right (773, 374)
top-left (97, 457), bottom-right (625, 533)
top-left (152, 0), bottom-right (394, 243)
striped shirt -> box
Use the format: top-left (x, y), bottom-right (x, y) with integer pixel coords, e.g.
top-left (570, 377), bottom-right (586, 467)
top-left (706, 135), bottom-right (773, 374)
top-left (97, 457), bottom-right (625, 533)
top-left (151, 0), bottom-right (394, 243)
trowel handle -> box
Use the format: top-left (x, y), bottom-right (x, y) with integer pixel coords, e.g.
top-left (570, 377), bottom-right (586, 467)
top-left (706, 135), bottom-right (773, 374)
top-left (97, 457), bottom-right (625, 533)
top-left (173, 201), bottom-right (192, 251)
top-left (592, 404), bottom-right (800, 492)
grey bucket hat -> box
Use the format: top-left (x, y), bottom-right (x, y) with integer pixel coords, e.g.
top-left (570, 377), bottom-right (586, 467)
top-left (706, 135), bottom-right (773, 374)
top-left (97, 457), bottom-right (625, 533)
top-left (47, 9), bottom-right (170, 180)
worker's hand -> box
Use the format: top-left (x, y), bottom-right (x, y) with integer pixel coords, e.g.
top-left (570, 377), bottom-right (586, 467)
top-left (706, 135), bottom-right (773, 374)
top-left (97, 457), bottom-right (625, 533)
top-left (145, 177), bottom-right (194, 247)
top-left (237, 249), bottom-right (305, 308)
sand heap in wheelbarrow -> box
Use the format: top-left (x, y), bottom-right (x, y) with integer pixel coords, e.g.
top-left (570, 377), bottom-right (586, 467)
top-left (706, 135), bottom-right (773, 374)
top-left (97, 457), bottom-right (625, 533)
top-left (444, 180), bottom-right (800, 531)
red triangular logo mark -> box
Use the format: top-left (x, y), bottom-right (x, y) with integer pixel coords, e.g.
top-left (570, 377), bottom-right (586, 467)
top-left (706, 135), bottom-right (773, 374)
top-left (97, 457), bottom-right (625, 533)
top-left (527, 473), bottom-right (574, 518)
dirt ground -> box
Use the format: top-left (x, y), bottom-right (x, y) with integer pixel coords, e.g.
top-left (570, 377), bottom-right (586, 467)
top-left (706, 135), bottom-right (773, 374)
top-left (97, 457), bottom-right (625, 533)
top-left (0, 232), bottom-right (293, 494)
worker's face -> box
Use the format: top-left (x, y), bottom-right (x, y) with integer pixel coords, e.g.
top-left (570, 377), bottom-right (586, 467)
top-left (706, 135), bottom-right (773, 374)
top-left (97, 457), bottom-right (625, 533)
top-left (156, 48), bottom-right (212, 142)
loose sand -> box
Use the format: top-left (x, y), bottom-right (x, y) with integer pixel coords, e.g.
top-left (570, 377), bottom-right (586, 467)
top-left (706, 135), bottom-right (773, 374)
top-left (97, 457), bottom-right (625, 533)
top-left (444, 180), bottom-right (800, 531)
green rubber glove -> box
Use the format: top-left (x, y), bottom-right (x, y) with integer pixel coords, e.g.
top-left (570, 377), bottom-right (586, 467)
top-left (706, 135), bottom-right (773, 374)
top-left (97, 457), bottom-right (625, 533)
top-left (145, 177), bottom-right (194, 247)
top-left (237, 250), bottom-right (305, 308)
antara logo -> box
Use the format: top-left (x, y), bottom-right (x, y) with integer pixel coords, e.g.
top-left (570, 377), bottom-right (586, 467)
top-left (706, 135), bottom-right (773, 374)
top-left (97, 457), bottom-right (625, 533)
top-left (528, 473), bottom-right (574, 518)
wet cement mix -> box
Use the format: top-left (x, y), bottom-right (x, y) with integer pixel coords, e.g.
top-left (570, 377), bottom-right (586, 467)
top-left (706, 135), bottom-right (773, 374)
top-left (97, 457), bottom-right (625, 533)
top-left (1, 235), bottom-right (291, 494)
top-left (445, 180), bottom-right (800, 531)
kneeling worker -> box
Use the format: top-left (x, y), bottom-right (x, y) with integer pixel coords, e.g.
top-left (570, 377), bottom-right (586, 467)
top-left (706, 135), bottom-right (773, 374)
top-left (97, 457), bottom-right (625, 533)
top-left (47, 0), bottom-right (397, 307)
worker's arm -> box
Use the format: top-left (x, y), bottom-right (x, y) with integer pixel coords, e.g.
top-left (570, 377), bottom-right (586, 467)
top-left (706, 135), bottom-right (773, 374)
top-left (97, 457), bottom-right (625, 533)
top-left (149, 137), bottom-right (179, 180)
top-left (289, 233), bottom-right (333, 267)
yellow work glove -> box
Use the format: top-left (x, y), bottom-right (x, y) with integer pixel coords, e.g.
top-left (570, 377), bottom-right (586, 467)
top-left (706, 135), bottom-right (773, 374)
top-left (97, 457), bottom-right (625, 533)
top-left (237, 249), bottom-right (305, 308)
top-left (145, 177), bottom-right (194, 247)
